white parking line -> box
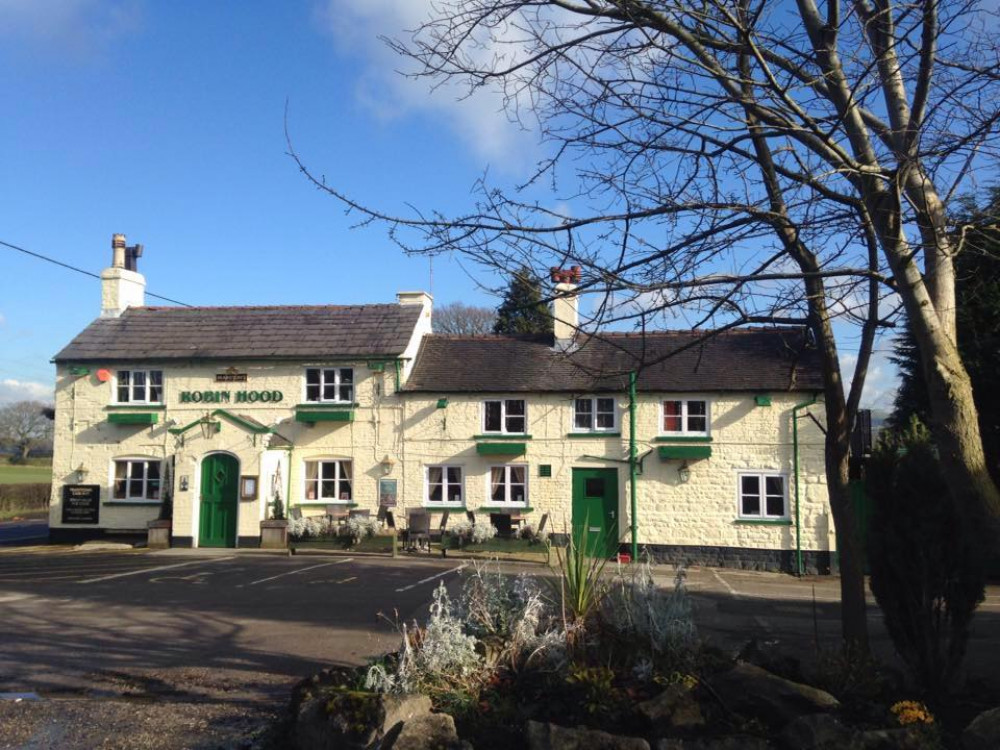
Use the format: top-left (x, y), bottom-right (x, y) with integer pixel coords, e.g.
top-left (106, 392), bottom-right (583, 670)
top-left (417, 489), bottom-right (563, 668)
top-left (246, 559), bottom-right (353, 586)
top-left (711, 569), bottom-right (739, 597)
top-left (395, 565), bottom-right (466, 592)
top-left (78, 556), bottom-right (236, 584)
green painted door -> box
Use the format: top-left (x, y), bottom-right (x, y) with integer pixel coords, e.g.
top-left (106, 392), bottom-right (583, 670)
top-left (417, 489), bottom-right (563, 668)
top-left (571, 468), bottom-right (619, 559)
top-left (199, 453), bottom-right (239, 548)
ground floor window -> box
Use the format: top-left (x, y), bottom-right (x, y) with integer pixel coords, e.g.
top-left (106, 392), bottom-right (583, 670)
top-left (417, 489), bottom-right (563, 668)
top-left (304, 459), bottom-right (352, 502)
top-left (426, 465), bottom-right (463, 505)
top-left (738, 472), bottom-right (787, 519)
top-left (113, 459), bottom-right (161, 501)
top-left (489, 465), bottom-right (527, 505)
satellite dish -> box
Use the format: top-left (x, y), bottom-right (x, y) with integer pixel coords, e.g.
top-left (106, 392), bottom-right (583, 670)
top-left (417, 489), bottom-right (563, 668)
top-left (96, 369), bottom-right (112, 382)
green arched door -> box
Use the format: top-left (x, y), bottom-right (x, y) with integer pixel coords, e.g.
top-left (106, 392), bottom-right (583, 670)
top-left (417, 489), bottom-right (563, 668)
top-left (199, 453), bottom-right (239, 548)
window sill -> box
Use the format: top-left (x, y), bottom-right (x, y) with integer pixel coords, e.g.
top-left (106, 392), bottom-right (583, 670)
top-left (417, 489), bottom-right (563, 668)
top-left (653, 435), bottom-right (712, 443)
top-left (473, 434), bottom-right (532, 440)
top-left (422, 505), bottom-right (466, 512)
top-left (733, 518), bottom-right (792, 526)
top-left (106, 404), bottom-right (166, 410)
top-left (297, 402), bottom-right (360, 408)
top-left (104, 500), bottom-right (160, 506)
top-left (297, 501), bottom-right (358, 507)
top-left (566, 432), bottom-right (621, 438)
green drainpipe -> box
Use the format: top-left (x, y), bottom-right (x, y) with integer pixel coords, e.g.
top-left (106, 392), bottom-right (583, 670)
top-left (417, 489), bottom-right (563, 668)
top-left (792, 395), bottom-right (818, 577)
top-left (629, 371), bottom-right (638, 561)
top-left (394, 359), bottom-right (402, 394)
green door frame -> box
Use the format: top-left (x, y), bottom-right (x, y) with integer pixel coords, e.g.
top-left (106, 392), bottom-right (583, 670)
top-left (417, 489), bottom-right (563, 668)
top-left (571, 467), bottom-right (620, 559)
top-left (199, 452), bottom-right (239, 548)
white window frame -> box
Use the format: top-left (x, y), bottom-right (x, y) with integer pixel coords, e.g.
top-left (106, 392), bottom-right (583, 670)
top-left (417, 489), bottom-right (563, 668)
top-left (111, 458), bottom-right (163, 502)
top-left (572, 396), bottom-right (618, 433)
top-left (486, 464), bottom-right (529, 506)
top-left (424, 465), bottom-right (465, 506)
top-left (302, 459), bottom-right (353, 504)
top-left (660, 398), bottom-right (710, 436)
top-left (114, 369), bottom-right (164, 405)
top-left (736, 471), bottom-right (788, 520)
top-left (304, 367), bottom-right (355, 404)
top-left (482, 399), bottom-right (527, 434)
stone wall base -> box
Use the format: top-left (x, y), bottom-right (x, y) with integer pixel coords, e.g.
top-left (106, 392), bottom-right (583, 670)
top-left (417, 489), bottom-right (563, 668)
top-left (638, 543), bottom-right (832, 575)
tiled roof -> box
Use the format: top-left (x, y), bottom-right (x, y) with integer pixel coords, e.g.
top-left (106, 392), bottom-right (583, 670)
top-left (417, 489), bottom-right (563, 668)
top-left (404, 328), bottom-right (824, 393)
top-left (53, 304), bottom-right (422, 362)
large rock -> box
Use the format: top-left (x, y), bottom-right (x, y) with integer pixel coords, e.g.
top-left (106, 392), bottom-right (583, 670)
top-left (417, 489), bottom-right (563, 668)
top-left (527, 721), bottom-right (651, 750)
top-left (963, 707), bottom-right (1000, 750)
top-left (708, 663), bottom-right (840, 727)
top-left (778, 714), bottom-right (852, 749)
top-left (638, 684), bottom-right (704, 731)
top-left (656, 737), bottom-right (773, 750)
top-left (389, 711), bottom-right (461, 750)
top-left (852, 727), bottom-right (927, 749)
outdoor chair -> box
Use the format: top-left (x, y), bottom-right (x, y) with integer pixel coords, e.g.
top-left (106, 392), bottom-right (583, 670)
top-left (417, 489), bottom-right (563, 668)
top-left (326, 505), bottom-right (349, 533)
top-left (348, 509), bottom-right (370, 519)
top-left (530, 513), bottom-right (549, 545)
top-left (406, 511), bottom-right (431, 552)
top-left (289, 507), bottom-right (303, 521)
top-left (466, 510), bottom-right (476, 525)
top-left (491, 513), bottom-right (514, 539)
top-left (433, 510), bottom-right (450, 542)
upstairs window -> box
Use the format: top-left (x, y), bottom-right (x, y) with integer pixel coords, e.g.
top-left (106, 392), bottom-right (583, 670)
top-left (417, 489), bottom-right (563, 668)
top-left (426, 465), bottom-right (464, 505)
top-left (305, 368), bottom-right (354, 403)
top-left (113, 459), bottom-right (161, 501)
top-left (661, 399), bottom-right (709, 436)
top-left (489, 465), bottom-right (528, 505)
top-left (739, 473), bottom-right (787, 519)
top-left (116, 370), bottom-right (163, 404)
top-left (303, 459), bottom-right (352, 502)
top-left (483, 399), bottom-right (526, 434)
top-left (573, 397), bottom-right (617, 432)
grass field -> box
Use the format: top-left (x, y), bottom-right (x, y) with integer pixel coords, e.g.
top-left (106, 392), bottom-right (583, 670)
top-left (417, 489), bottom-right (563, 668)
top-left (0, 461), bottom-right (53, 484)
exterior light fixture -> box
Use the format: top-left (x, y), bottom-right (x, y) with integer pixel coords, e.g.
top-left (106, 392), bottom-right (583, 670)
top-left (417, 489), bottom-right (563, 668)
top-left (380, 454), bottom-right (395, 476)
top-left (199, 413), bottom-right (219, 440)
top-left (75, 463), bottom-right (89, 483)
top-left (677, 461), bottom-right (691, 484)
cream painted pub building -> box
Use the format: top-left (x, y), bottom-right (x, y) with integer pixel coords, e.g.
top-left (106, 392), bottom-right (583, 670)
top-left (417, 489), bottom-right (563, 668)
top-left (50, 236), bottom-right (835, 572)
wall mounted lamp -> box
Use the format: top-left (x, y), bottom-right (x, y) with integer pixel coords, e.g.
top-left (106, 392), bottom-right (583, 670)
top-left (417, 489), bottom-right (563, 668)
top-left (380, 454), bottom-right (395, 476)
top-left (677, 461), bottom-right (691, 484)
top-left (75, 463), bottom-right (89, 483)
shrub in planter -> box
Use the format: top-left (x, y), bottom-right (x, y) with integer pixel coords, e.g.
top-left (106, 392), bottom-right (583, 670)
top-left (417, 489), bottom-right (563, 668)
top-left (450, 519), bottom-right (498, 546)
top-left (867, 419), bottom-right (989, 695)
top-left (345, 516), bottom-right (381, 545)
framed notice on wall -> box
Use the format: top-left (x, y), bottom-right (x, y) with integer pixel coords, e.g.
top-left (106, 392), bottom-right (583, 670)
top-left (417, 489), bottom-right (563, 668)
top-left (62, 485), bottom-right (100, 524)
top-left (378, 478), bottom-right (397, 508)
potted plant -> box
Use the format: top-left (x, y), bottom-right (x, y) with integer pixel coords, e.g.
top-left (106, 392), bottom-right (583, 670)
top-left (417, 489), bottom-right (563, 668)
top-left (260, 492), bottom-right (289, 549)
top-left (147, 467), bottom-right (173, 549)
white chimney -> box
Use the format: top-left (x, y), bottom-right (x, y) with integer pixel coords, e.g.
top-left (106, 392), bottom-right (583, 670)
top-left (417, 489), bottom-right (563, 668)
top-left (101, 233), bottom-right (146, 318)
top-left (550, 267), bottom-right (581, 349)
top-left (396, 291), bottom-right (433, 383)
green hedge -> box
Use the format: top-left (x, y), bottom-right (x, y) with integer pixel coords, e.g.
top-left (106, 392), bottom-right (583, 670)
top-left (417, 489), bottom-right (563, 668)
top-left (0, 483), bottom-right (51, 512)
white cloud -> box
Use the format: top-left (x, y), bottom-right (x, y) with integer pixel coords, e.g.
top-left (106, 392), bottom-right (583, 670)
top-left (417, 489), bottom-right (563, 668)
top-left (313, 0), bottom-right (539, 168)
top-left (0, 379), bottom-right (52, 405)
top-left (840, 349), bottom-right (899, 412)
top-left (0, 313), bottom-right (6, 327)
top-left (0, 0), bottom-right (141, 53)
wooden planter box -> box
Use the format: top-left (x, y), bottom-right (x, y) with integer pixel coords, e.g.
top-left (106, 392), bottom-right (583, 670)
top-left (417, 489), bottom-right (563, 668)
top-left (147, 519), bottom-right (172, 549)
top-left (260, 519), bottom-right (289, 549)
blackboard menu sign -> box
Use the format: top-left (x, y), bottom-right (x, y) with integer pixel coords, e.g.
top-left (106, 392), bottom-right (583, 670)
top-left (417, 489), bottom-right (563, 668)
top-left (62, 485), bottom-right (100, 525)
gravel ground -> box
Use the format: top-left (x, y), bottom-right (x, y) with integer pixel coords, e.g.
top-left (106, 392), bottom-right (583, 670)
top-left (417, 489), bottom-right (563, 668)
top-left (0, 668), bottom-right (290, 750)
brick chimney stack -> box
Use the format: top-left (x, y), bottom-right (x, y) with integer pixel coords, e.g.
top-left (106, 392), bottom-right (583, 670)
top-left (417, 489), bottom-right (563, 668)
top-left (101, 233), bottom-right (146, 318)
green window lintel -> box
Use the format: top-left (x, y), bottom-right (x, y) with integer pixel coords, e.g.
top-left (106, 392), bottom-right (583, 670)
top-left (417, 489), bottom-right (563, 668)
top-left (296, 410), bottom-right (354, 423)
top-left (108, 412), bottom-right (159, 425)
top-left (566, 432), bottom-right (621, 439)
top-left (657, 445), bottom-right (712, 460)
top-left (476, 442), bottom-right (527, 456)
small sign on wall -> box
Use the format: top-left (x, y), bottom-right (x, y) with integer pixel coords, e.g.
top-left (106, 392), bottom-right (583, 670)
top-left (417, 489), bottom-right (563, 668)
top-left (379, 478), bottom-right (397, 508)
top-left (62, 485), bottom-right (100, 524)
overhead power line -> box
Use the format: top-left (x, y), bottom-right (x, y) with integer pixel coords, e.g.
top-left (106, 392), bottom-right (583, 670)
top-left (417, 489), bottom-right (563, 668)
top-left (0, 238), bottom-right (192, 307)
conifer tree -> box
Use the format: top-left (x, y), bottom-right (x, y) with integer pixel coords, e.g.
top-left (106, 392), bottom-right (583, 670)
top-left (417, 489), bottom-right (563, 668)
top-left (493, 267), bottom-right (553, 335)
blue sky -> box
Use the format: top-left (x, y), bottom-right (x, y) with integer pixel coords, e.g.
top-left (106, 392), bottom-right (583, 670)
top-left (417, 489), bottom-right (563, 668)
top-left (0, 0), bottom-right (899, 408)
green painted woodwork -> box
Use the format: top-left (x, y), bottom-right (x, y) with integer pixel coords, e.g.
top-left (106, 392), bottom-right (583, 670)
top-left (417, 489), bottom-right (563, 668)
top-left (295, 409), bottom-right (354, 423)
top-left (69, 366), bottom-right (91, 376)
top-left (652, 435), bottom-right (713, 443)
top-left (436, 398), bottom-right (449, 408)
top-left (472, 434), bottom-right (532, 440)
top-left (571, 467), bottom-right (619, 559)
top-left (538, 464), bottom-right (552, 477)
top-left (479, 506), bottom-right (534, 513)
top-left (199, 453), bottom-right (239, 548)
top-left (475, 442), bottom-right (526, 456)
top-left (657, 445), bottom-right (712, 460)
top-left (108, 412), bottom-right (159, 425)
top-left (755, 394), bottom-right (773, 406)
top-left (566, 432), bottom-right (622, 438)
top-left (367, 361), bottom-right (386, 372)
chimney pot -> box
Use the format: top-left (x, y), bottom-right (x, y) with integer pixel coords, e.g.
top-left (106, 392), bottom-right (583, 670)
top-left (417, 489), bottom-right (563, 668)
top-left (111, 234), bottom-right (127, 269)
